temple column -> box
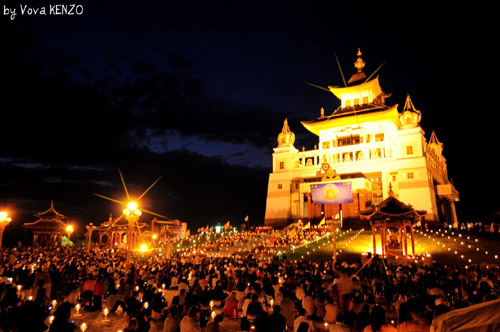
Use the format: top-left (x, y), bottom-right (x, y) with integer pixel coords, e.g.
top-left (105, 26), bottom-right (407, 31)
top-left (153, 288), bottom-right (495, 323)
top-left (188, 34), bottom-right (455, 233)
top-left (410, 223), bottom-right (415, 256)
top-left (371, 225), bottom-right (377, 254)
top-left (403, 226), bottom-right (408, 258)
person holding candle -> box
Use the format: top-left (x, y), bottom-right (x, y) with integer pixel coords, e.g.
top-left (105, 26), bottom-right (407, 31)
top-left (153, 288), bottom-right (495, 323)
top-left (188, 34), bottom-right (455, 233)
top-left (49, 301), bottom-right (77, 332)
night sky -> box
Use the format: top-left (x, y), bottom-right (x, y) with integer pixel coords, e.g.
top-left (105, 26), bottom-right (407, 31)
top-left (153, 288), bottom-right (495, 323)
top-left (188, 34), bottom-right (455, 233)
top-left (1, 1), bottom-right (496, 244)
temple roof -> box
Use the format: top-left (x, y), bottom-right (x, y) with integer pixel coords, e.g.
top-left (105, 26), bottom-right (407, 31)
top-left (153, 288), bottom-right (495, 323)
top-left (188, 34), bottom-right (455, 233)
top-left (33, 200), bottom-right (66, 219)
top-left (360, 188), bottom-right (426, 223)
top-left (301, 104), bottom-right (399, 136)
top-left (23, 201), bottom-right (68, 231)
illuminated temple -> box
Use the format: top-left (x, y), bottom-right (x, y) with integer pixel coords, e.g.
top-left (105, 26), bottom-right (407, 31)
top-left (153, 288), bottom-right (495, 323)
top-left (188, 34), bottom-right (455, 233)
top-left (264, 50), bottom-right (459, 228)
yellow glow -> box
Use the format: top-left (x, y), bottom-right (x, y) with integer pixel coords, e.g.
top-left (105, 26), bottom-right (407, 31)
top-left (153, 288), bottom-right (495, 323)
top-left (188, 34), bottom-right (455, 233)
top-left (152, 234), bottom-right (158, 240)
top-left (0, 211), bottom-right (11, 223)
top-left (66, 225), bottom-right (73, 233)
top-left (127, 202), bottom-right (138, 210)
top-left (140, 244), bottom-right (148, 252)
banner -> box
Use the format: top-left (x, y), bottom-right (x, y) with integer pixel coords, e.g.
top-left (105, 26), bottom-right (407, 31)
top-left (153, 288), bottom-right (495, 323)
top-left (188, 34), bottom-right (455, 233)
top-left (310, 182), bottom-right (353, 204)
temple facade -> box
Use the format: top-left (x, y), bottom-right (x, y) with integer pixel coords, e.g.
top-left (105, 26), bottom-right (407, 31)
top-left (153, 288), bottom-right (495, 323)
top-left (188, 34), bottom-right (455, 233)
top-left (264, 50), bottom-right (459, 228)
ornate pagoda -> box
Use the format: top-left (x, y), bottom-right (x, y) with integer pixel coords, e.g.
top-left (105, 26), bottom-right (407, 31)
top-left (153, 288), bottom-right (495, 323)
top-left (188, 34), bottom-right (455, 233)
top-left (360, 185), bottom-right (426, 259)
top-left (94, 214), bottom-right (148, 249)
top-left (23, 201), bottom-right (69, 247)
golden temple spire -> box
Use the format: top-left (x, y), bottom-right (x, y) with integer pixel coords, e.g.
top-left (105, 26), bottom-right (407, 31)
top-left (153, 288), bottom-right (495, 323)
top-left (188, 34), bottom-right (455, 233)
top-left (277, 118), bottom-right (295, 147)
top-left (403, 94), bottom-right (418, 113)
top-left (354, 48), bottom-right (366, 73)
top-left (347, 48), bottom-right (367, 84)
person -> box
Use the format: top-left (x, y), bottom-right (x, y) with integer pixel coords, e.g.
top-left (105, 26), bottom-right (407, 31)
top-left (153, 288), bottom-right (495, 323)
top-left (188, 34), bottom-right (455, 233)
top-left (297, 321), bottom-right (311, 332)
top-left (268, 305), bottom-right (287, 332)
top-left (222, 291), bottom-right (239, 318)
top-left (294, 308), bottom-right (316, 332)
top-left (93, 275), bottom-right (105, 311)
top-left (206, 314), bottom-right (223, 332)
top-left (246, 293), bottom-right (264, 320)
top-left (354, 304), bottom-right (370, 332)
top-left (302, 291), bottom-right (316, 319)
top-left (163, 306), bottom-right (180, 332)
top-left (329, 313), bottom-right (350, 332)
top-left (49, 301), bottom-right (77, 332)
top-left (180, 305), bottom-right (201, 332)
top-left (323, 296), bottom-right (338, 324)
top-left (124, 317), bottom-right (139, 332)
top-left (151, 292), bottom-right (166, 320)
top-left (279, 291), bottom-right (296, 331)
top-left (363, 305), bottom-right (396, 332)
top-left (396, 298), bottom-right (430, 332)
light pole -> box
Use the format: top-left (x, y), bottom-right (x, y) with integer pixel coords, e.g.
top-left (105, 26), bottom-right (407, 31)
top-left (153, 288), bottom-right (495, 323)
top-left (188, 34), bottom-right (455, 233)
top-left (123, 202), bottom-right (142, 267)
top-left (0, 211), bottom-right (12, 249)
top-left (86, 223), bottom-right (97, 252)
top-left (65, 225), bottom-right (74, 248)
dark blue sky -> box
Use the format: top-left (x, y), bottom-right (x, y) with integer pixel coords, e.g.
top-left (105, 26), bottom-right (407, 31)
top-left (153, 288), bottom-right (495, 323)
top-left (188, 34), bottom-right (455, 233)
top-left (1, 0), bottom-right (497, 242)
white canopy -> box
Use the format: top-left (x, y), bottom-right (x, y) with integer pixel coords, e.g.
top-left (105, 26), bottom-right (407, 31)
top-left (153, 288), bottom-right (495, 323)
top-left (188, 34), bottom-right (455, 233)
top-left (431, 298), bottom-right (500, 332)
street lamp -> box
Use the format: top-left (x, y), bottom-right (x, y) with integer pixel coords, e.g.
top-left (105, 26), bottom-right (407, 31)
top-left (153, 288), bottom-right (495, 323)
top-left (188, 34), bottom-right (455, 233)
top-left (123, 202), bottom-right (142, 266)
top-left (0, 211), bottom-right (12, 248)
top-left (86, 223), bottom-right (97, 252)
top-left (65, 225), bottom-right (74, 248)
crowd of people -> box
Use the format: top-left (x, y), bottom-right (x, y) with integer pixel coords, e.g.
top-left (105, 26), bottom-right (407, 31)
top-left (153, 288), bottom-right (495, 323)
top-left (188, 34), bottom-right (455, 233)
top-left (0, 228), bottom-right (499, 332)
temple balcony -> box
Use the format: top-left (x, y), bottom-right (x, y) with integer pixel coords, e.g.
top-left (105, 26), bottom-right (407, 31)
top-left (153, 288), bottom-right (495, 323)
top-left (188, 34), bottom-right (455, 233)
top-left (293, 142), bottom-right (397, 169)
top-left (437, 183), bottom-right (460, 202)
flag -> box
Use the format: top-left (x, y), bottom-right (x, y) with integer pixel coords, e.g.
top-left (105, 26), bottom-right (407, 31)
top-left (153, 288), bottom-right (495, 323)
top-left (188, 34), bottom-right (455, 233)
top-left (318, 217), bottom-right (326, 226)
top-left (288, 228), bottom-right (296, 238)
top-left (303, 222), bottom-right (310, 229)
top-left (269, 235), bottom-right (275, 245)
top-left (244, 215), bottom-right (249, 222)
top-left (224, 221), bottom-right (230, 230)
top-left (184, 229), bottom-right (190, 238)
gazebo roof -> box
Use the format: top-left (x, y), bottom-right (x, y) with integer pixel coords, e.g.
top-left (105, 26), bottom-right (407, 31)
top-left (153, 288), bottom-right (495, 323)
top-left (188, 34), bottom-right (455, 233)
top-left (23, 201), bottom-right (68, 232)
top-left (360, 189), bottom-right (426, 224)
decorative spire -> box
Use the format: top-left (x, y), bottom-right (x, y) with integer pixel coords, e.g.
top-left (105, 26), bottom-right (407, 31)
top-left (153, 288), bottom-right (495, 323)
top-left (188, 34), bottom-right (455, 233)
top-left (399, 94), bottom-right (421, 127)
top-left (277, 118), bottom-right (295, 148)
top-left (388, 182), bottom-right (394, 197)
top-left (347, 48), bottom-right (367, 84)
top-left (403, 94), bottom-right (418, 113)
top-left (354, 48), bottom-right (366, 73)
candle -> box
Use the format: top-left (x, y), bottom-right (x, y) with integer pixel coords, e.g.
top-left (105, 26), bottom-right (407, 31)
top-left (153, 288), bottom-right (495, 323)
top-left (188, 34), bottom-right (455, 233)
top-left (211, 311), bottom-right (216, 320)
top-left (81, 322), bottom-right (87, 332)
top-left (210, 300), bottom-right (214, 310)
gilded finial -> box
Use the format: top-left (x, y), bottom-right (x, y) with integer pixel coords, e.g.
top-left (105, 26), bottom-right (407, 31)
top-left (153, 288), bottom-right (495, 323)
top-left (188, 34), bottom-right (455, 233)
top-left (354, 48), bottom-right (365, 73)
top-left (388, 182), bottom-right (394, 197)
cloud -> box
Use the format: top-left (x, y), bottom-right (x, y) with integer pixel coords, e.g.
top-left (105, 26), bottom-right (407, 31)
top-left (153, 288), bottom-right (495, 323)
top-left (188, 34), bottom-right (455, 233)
top-left (130, 128), bottom-right (270, 168)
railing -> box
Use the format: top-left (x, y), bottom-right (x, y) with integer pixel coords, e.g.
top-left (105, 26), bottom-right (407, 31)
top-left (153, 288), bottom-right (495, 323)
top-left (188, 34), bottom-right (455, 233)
top-left (294, 143), bottom-right (397, 169)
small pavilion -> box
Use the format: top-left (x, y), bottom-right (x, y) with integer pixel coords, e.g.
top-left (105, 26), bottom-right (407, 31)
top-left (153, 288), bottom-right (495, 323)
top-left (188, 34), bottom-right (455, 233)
top-left (360, 186), bottom-right (426, 259)
top-left (23, 201), bottom-right (69, 247)
top-left (94, 214), bottom-right (148, 249)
